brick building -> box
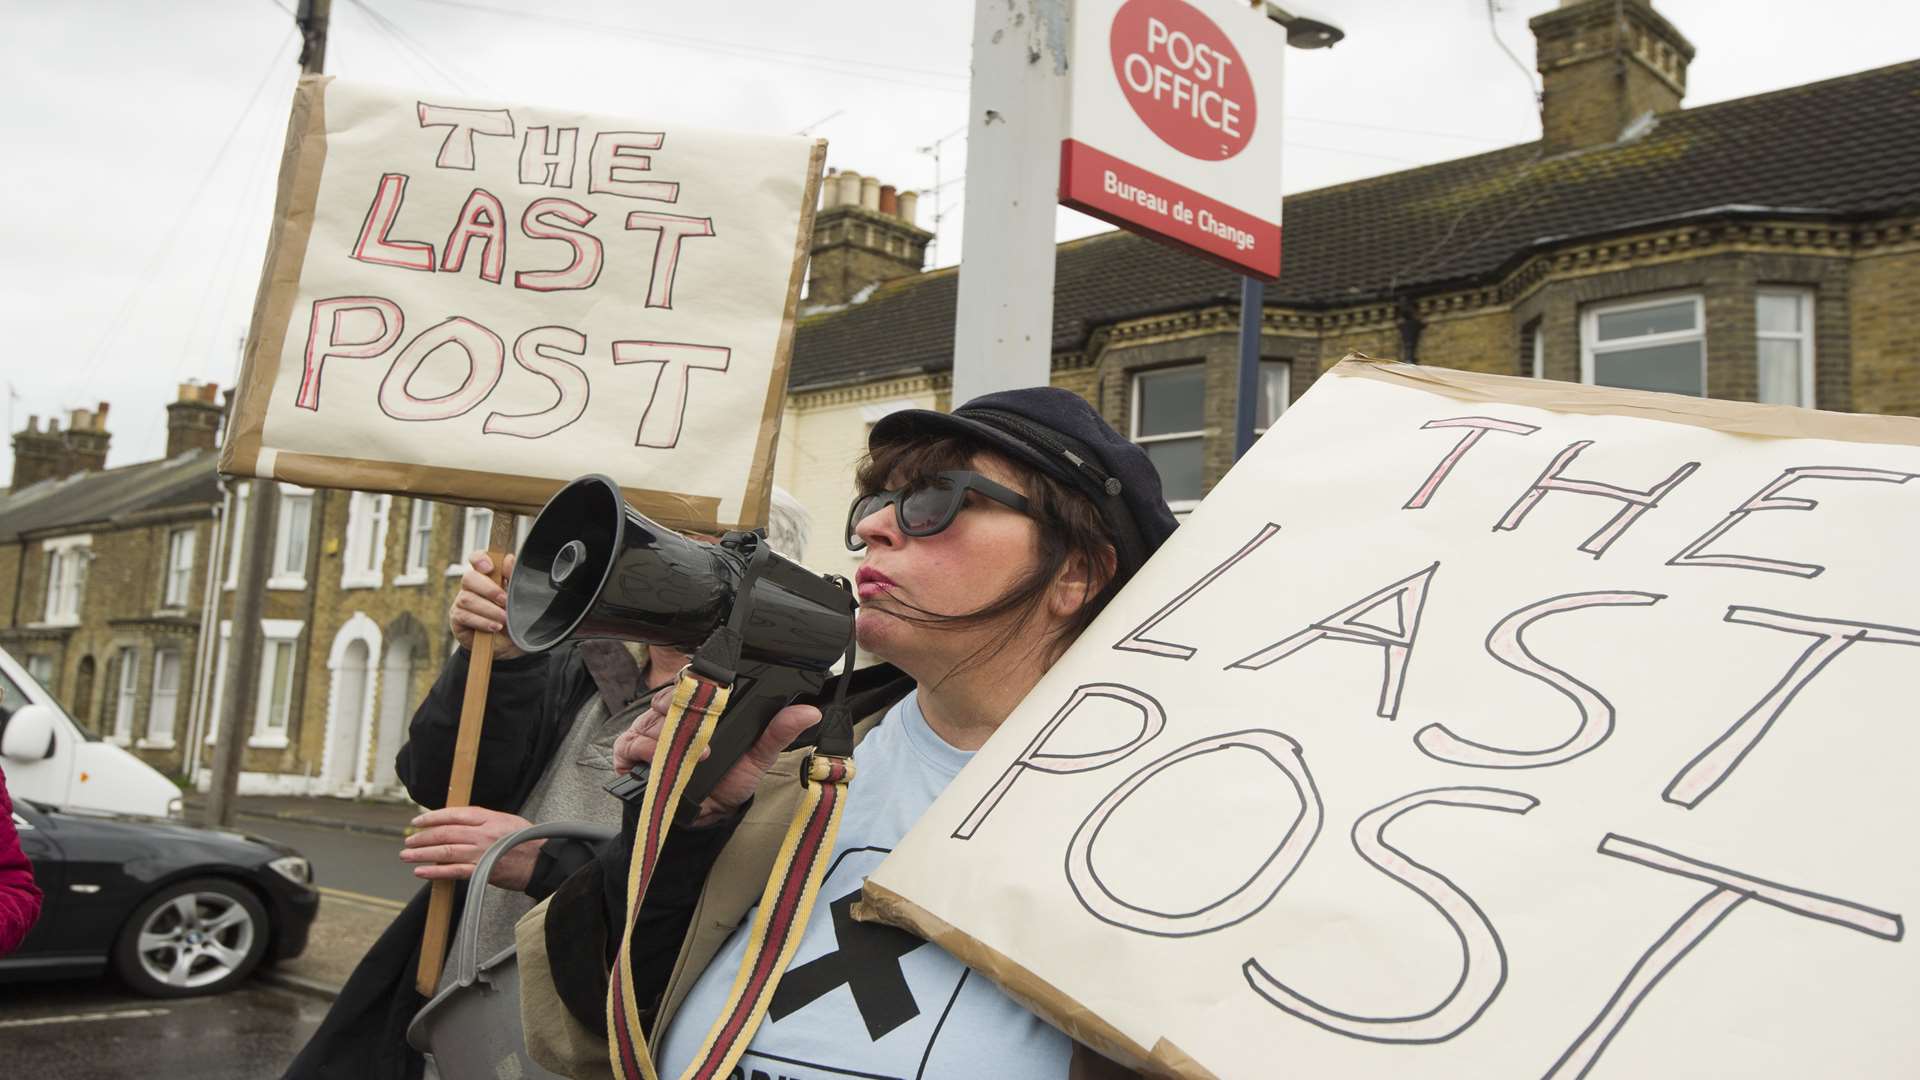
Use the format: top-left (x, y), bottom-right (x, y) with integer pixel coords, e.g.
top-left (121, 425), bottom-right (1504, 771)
top-left (0, 391), bottom-right (220, 767)
top-left (0, 383), bottom-right (508, 799)
top-left (4, 0), bottom-right (1914, 800)
top-left (194, 484), bottom-right (505, 798)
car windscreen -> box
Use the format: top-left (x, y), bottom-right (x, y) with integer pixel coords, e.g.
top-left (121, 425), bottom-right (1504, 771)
top-left (0, 664), bottom-right (27, 742)
top-left (0, 665), bottom-right (28, 719)
top-left (0, 659), bottom-right (96, 743)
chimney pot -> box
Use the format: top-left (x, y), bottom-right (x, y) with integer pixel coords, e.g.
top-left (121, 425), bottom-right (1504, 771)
top-left (879, 184), bottom-right (899, 216)
top-left (859, 176), bottom-right (881, 212)
top-left (897, 190), bottom-right (920, 227)
top-left (842, 171), bottom-right (866, 208)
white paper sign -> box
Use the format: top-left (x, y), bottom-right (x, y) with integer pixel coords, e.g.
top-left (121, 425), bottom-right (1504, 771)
top-left (866, 362), bottom-right (1920, 1079)
top-left (224, 77), bottom-right (823, 532)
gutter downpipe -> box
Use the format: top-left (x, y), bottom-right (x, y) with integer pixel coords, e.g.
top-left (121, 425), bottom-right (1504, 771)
top-left (185, 478), bottom-right (232, 780)
top-left (1396, 295), bottom-right (1425, 366)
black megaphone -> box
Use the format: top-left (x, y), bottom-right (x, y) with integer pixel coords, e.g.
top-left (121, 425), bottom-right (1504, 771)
top-left (506, 474), bottom-right (855, 823)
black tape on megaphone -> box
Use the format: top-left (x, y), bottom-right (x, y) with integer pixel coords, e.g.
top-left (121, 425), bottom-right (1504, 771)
top-left (507, 475), bottom-right (855, 822)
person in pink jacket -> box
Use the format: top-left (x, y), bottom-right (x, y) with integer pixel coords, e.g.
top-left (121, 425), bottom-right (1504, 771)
top-left (0, 768), bottom-right (43, 956)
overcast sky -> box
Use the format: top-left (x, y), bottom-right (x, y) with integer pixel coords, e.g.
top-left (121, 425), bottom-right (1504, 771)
top-left (2, 0), bottom-right (1915, 476)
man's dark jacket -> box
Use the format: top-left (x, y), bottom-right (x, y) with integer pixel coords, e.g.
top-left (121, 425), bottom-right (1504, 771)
top-left (283, 644), bottom-right (612, 1080)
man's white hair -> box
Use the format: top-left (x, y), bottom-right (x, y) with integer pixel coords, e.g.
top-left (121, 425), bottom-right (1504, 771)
top-left (765, 485), bottom-right (813, 560)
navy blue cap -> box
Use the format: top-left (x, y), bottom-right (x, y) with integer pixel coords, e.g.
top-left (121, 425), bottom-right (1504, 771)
top-left (868, 387), bottom-right (1179, 580)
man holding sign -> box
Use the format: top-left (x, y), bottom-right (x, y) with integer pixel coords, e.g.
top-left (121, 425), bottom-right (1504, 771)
top-left (292, 494), bottom-right (812, 1079)
top-left (287, 551), bottom-right (692, 1079)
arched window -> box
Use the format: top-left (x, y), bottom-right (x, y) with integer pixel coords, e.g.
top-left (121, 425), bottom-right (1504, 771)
top-left (72, 655), bottom-right (96, 726)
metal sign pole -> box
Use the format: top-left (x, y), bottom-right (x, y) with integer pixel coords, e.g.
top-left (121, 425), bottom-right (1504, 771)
top-left (1233, 276), bottom-right (1264, 459)
top-left (949, 0), bottom-right (1073, 406)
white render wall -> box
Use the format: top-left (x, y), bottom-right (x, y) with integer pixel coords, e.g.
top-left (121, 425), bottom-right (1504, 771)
top-left (775, 377), bottom-right (942, 576)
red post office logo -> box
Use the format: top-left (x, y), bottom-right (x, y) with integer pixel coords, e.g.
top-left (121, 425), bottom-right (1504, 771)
top-left (1109, 0), bottom-right (1257, 161)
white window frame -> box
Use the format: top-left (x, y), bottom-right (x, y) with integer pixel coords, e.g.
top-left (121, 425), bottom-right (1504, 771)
top-left (40, 534), bottom-right (92, 626)
top-left (341, 492), bottom-right (392, 589)
top-left (269, 485), bottom-right (314, 590)
top-left (1253, 360), bottom-right (1291, 436)
top-left (1580, 293), bottom-right (1706, 395)
top-left (142, 648), bottom-right (181, 749)
top-left (161, 526), bottom-right (195, 610)
top-left (1756, 287), bottom-right (1816, 408)
top-left (449, 506), bottom-right (494, 576)
top-left (26, 654), bottom-right (57, 695)
top-left (224, 485), bottom-right (249, 590)
top-left (112, 645), bottom-right (139, 746)
top-left (1531, 324), bottom-right (1545, 379)
top-left (1131, 366), bottom-right (1207, 512)
top-left (250, 619), bottom-right (305, 749)
top-left (396, 499), bottom-right (435, 586)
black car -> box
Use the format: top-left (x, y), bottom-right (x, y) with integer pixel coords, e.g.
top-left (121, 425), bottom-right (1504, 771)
top-left (2, 798), bottom-right (320, 997)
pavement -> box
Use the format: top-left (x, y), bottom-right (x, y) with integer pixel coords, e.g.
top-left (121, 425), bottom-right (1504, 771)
top-left (181, 791), bottom-right (424, 838)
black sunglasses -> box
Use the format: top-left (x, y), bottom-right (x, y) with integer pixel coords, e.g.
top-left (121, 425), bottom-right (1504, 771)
top-left (844, 470), bottom-right (1032, 550)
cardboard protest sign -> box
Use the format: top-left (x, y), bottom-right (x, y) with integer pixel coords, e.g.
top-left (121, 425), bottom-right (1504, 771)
top-left (223, 76), bottom-right (825, 532)
top-left (864, 360), bottom-right (1920, 1078)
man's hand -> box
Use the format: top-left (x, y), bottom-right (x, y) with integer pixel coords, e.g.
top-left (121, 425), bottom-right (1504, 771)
top-left (400, 806), bottom-right (543, 890)
top-left (449, 551), bottom-right (521, 661)
top-left (613, 683), bottom-right (821, 827)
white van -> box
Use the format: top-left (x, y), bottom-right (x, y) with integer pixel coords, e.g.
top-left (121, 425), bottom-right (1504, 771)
top-left (0, 645), bottom-right (182, 818)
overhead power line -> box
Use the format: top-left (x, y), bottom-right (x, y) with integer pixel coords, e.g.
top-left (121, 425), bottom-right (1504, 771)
top-left (1287, 140), bottom-right (1425, 165)
top-left (401, 0), bottom-right (969, 93)
top-left (63, 29), bottom-right (299, 406)
top-left (1485, 0), bottom-right (1542, 106)
top-left (1286, 113), bottom-right (1510, 145)
top-left (346, 0), bottom-right (484, 95)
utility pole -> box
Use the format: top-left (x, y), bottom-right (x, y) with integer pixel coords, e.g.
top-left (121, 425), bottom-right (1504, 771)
top-left (206, 1), bottom-right (329, 829)
top-left (297, 0), bottom-right (331, 76)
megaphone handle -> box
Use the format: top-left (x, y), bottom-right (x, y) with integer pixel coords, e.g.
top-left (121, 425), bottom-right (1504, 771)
top-left (416, 506), bottom-right (517, 997)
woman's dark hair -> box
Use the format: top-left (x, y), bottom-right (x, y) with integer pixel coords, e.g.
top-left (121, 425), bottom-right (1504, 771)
top-left (855, 434), bottom-right (1123, 676)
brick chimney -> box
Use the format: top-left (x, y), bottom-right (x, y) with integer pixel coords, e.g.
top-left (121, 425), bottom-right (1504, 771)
top-left (805, 168), bottom-right (935, 307)
top-left (165, 380), bottom-right (223, 458)
top-left (11, 416), bottom-right (67, 489)
top-left (9, 402), bottom-right (111, 489)
top-left (1532, 0), bottom-right (1694, 152)
top-left (63, 403), bottom-right (110, 474)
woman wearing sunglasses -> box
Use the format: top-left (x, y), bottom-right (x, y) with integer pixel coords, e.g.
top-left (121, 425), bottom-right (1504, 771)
top-left (520, 386), bottom-right (1178, 1080)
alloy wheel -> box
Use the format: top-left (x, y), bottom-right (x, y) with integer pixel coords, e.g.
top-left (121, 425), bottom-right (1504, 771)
top-left (134, 889), bottom-right (258, 989)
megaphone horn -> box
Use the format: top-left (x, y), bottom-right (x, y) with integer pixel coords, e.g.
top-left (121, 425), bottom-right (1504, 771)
top-left (505, 475), bottom-right (856, 822)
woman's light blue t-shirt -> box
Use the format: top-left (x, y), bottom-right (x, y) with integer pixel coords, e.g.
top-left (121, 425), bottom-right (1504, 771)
top-left (656, 690), bottom-right (1072, 1080)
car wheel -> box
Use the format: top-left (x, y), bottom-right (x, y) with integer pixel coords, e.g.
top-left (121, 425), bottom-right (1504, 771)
top-left (112, 877), bottom-right (270, 997)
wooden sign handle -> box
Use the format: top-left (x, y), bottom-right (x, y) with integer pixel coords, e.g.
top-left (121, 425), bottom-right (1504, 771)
top-left (417, 506), bottom-right (517, 996)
